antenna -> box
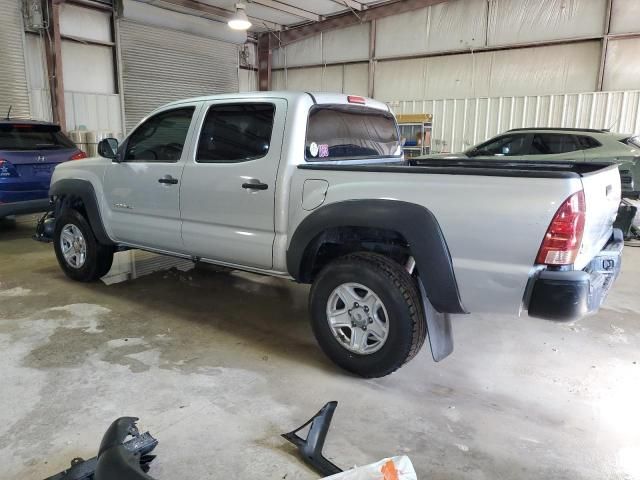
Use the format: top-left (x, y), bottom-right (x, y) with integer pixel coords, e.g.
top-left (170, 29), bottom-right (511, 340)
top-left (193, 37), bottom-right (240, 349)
top-left (606, 117), bottom-right (619, 132)
top-left (5, 106), bottom-right (11, 120)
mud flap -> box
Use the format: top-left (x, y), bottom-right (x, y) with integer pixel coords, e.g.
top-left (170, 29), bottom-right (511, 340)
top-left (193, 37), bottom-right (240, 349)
top-left (418, 278), bottom-right (453, 362)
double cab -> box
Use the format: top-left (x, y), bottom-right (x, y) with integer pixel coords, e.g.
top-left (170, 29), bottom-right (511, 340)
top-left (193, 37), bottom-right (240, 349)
top-left (37, 92), bottom-right (623, 377)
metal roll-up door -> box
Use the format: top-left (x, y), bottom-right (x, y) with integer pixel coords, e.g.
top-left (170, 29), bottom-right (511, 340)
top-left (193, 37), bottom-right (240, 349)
top-left (0, 0), bottom-right (30, 119)
top-left (118, 20), bottom-right (239, 133)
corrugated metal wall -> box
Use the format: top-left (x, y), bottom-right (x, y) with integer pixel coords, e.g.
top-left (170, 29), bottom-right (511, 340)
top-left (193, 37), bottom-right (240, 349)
top-left (392, 90), bottom-right (640, 153)
top-left (119, 20), bottom-right (239, 132)
top-left (64, 91), bottom-right (122, 136)
top-left (0, 0), bottom-right (30, 119)
top-left (271, 0), bottom-right (640, 101)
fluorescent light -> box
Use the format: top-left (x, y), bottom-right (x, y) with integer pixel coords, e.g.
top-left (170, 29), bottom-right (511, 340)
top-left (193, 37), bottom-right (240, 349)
top-left (228, 3), bottom-right (252, 30)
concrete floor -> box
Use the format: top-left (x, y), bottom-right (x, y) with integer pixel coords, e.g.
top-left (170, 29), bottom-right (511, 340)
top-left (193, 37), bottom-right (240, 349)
top-left (1, 215), bottom-right (639, 480)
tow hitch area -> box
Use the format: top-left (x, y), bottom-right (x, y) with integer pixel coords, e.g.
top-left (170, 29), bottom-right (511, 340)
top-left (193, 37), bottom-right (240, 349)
top-left (33, 210), bottom-right (56, 243)
top-left (44, 417), bottom-right (157, 480)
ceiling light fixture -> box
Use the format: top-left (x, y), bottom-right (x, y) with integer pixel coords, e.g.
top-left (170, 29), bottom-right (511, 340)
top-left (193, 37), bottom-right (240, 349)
top-left (228, 3), bottom-right (252, 30)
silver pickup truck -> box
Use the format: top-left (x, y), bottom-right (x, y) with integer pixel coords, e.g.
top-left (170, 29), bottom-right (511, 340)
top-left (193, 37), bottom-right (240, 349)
top-left (36, 92), bottom-right (624, 378)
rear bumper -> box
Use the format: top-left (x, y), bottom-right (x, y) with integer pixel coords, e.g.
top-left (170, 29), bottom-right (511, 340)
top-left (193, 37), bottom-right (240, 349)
top-left (527, 229), bottom-right (624, 322)
top-left (0, 198), bottom-right (50, 217)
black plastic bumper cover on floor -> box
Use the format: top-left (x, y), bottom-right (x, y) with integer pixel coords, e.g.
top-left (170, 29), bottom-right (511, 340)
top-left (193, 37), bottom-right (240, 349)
top-left (528, 228), bottom-right (624, 322)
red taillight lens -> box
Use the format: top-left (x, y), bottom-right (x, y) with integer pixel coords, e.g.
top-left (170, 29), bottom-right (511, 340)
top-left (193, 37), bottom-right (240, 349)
top-left (347, 95), bottom-right (365, 104)
top-left (536, 190), bottom-right (586, 265)
top-left (70, 150), bottom-right (87, 160)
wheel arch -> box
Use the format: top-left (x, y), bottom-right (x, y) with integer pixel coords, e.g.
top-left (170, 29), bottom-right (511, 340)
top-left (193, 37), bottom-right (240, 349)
top-left (50, 179), bottom-right (114, 246)
top-left (287, 199), bottom-right (467, 314)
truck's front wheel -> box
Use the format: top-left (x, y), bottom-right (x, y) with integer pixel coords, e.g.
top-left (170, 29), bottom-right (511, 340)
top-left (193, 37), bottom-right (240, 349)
top-left (309, 252), bottom-right (427, 378)
top-left (54, 209), bottom-right (114, 282)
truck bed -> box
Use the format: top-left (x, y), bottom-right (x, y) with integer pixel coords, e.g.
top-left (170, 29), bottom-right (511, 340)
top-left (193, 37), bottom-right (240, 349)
top-left (298, 159), bottom-right (617, 179)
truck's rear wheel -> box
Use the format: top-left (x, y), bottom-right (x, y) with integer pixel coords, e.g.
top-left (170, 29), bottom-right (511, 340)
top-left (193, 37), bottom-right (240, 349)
top-left (54, 209), bottom-right (113, 282)
top-left (309, 252), bottom-right (427, 378)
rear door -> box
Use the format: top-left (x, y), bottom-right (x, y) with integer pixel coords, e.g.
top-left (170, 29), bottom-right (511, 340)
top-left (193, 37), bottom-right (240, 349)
top-left (0, 123), bottom-right (77, 203)
top-left (102, 105), bottom-right (198, 252)
top-left (525, 133), bottom-right (585, 161)
top-left (180, 99), bottom-right (286, 269)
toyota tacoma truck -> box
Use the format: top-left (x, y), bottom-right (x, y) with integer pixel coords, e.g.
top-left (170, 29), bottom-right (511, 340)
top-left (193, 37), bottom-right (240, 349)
top-left (36, 92), bottom-right (624, 378)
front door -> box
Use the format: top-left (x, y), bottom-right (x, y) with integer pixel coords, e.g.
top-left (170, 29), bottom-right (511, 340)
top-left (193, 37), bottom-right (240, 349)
top-left (102, 105), bottom-right (198, 252)
top-left (470, 133), bottom-right (530, 160)
top-left (180, 99), bottom-right (286, 269)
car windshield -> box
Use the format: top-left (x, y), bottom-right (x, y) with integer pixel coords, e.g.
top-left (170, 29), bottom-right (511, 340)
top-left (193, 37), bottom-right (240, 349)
top-left (305, 105), bottom-right (402, 161)
top-left (0, 124), bottom-right (76, 150)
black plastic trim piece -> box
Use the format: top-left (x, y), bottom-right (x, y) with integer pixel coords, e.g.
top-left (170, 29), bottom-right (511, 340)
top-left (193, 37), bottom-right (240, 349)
top-left (282, 401), bottom-right (342, 477)
top-left (287, 199), bottom-right (467, 314)
top-left (49, 179), bottom-right (114, 246)
top-left (305, 92), bottom-right (318, 105)
top-left (43, 417), bottom-right (157, 480)
top-left (528, 270), bottom-right (590, 321)
top-left (94, 417), bottom-right (156, 480)
top-left (297, 162), bottom-right (595, 180)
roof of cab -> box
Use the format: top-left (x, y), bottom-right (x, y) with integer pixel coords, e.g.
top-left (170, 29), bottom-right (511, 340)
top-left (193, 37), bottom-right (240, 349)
top-left (163, 91), bottom-right (390, 112)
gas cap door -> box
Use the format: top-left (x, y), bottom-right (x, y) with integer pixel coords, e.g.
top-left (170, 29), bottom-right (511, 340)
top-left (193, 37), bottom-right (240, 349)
top-left (302, 179), bottom-right (329, 211)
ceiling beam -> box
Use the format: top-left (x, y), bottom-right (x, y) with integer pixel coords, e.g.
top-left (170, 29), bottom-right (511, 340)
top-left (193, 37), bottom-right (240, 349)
top-left (328, 0), bottom-right (363, 11)
top-left (251, 0), bottom-right (321, 22)
top-left (276, 0), bottom-right (448, 46)
top-left (152, 0), bottom-right (282, 31)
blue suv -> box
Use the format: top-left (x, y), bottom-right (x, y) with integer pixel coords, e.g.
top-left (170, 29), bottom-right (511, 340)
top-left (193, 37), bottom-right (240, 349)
top-left (0, 120), bottom-right (86, 218)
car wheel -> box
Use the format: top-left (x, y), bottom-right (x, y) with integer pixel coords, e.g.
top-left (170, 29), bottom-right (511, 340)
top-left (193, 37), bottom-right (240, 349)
top-left (309, 252), bottom-right (427, 378)
top-left (54, 209), bottom-right (113, 282)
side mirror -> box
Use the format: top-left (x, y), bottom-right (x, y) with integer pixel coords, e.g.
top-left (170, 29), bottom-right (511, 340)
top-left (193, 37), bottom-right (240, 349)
top-left (98, 138), bottom-right (119, 160)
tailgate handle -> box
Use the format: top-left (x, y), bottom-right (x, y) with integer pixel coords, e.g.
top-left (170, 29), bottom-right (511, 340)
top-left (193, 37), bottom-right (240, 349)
top-left (606, 184), bottom-right (613, 197)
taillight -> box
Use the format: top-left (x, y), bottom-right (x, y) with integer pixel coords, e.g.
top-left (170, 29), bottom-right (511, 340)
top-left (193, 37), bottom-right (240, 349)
top-left (536, 190), bottom-right (586, 265)
top-left (70, 150), bottom-right (87, 160)
top-left (347, 95), bottom-right (365, 104)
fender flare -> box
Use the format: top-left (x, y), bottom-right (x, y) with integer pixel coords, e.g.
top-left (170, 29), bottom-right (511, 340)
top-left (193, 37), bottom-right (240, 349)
top-left (287, 199), bottom-right (467, 314)
top-left (49, 178), bottom-right (115, 246)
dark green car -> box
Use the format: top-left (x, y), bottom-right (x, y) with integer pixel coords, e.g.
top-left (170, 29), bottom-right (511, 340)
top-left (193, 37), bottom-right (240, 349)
top-left (424, 128), bottom-right (640, 198)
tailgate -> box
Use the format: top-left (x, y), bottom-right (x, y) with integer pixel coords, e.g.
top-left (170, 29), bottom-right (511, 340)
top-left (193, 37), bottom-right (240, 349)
top-left (575, 164), bottom-right (621, 269)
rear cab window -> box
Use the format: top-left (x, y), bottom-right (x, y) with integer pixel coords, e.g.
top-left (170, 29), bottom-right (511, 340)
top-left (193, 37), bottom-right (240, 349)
top-left (0, 123), bottom-right (76, 150)
top-left (305, 105), bottom-right (402, 161)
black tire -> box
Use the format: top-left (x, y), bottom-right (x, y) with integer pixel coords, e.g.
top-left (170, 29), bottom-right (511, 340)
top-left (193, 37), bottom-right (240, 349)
top-left (53, 209), bottom-right (113, 282)
top-left (309, 252), bottom-right (427, 378)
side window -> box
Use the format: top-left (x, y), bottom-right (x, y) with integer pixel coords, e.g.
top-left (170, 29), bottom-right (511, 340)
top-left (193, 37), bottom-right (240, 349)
top-left (529, 134), bottom-right (580, 155)
top-left (124, 107), bottom-right (195, 162)
top-left (577, 135), bottom-right (602, 149)
top-left (196, 103), bottom-right (275, 163)
top-left (470, 134), bottom-right (528, 157)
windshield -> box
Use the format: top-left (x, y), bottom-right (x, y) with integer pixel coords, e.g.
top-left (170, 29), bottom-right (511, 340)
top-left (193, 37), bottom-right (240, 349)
top-left (0, 124), bottom-right (76, 151)
top-left (305, 105), bottom-right (402, 161)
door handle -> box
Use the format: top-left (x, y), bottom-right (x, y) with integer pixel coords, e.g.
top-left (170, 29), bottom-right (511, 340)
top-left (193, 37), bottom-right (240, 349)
top-left (242, 180), bottom-right (268, 191)
top-left (158, 175), bottom-right (179, 185)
